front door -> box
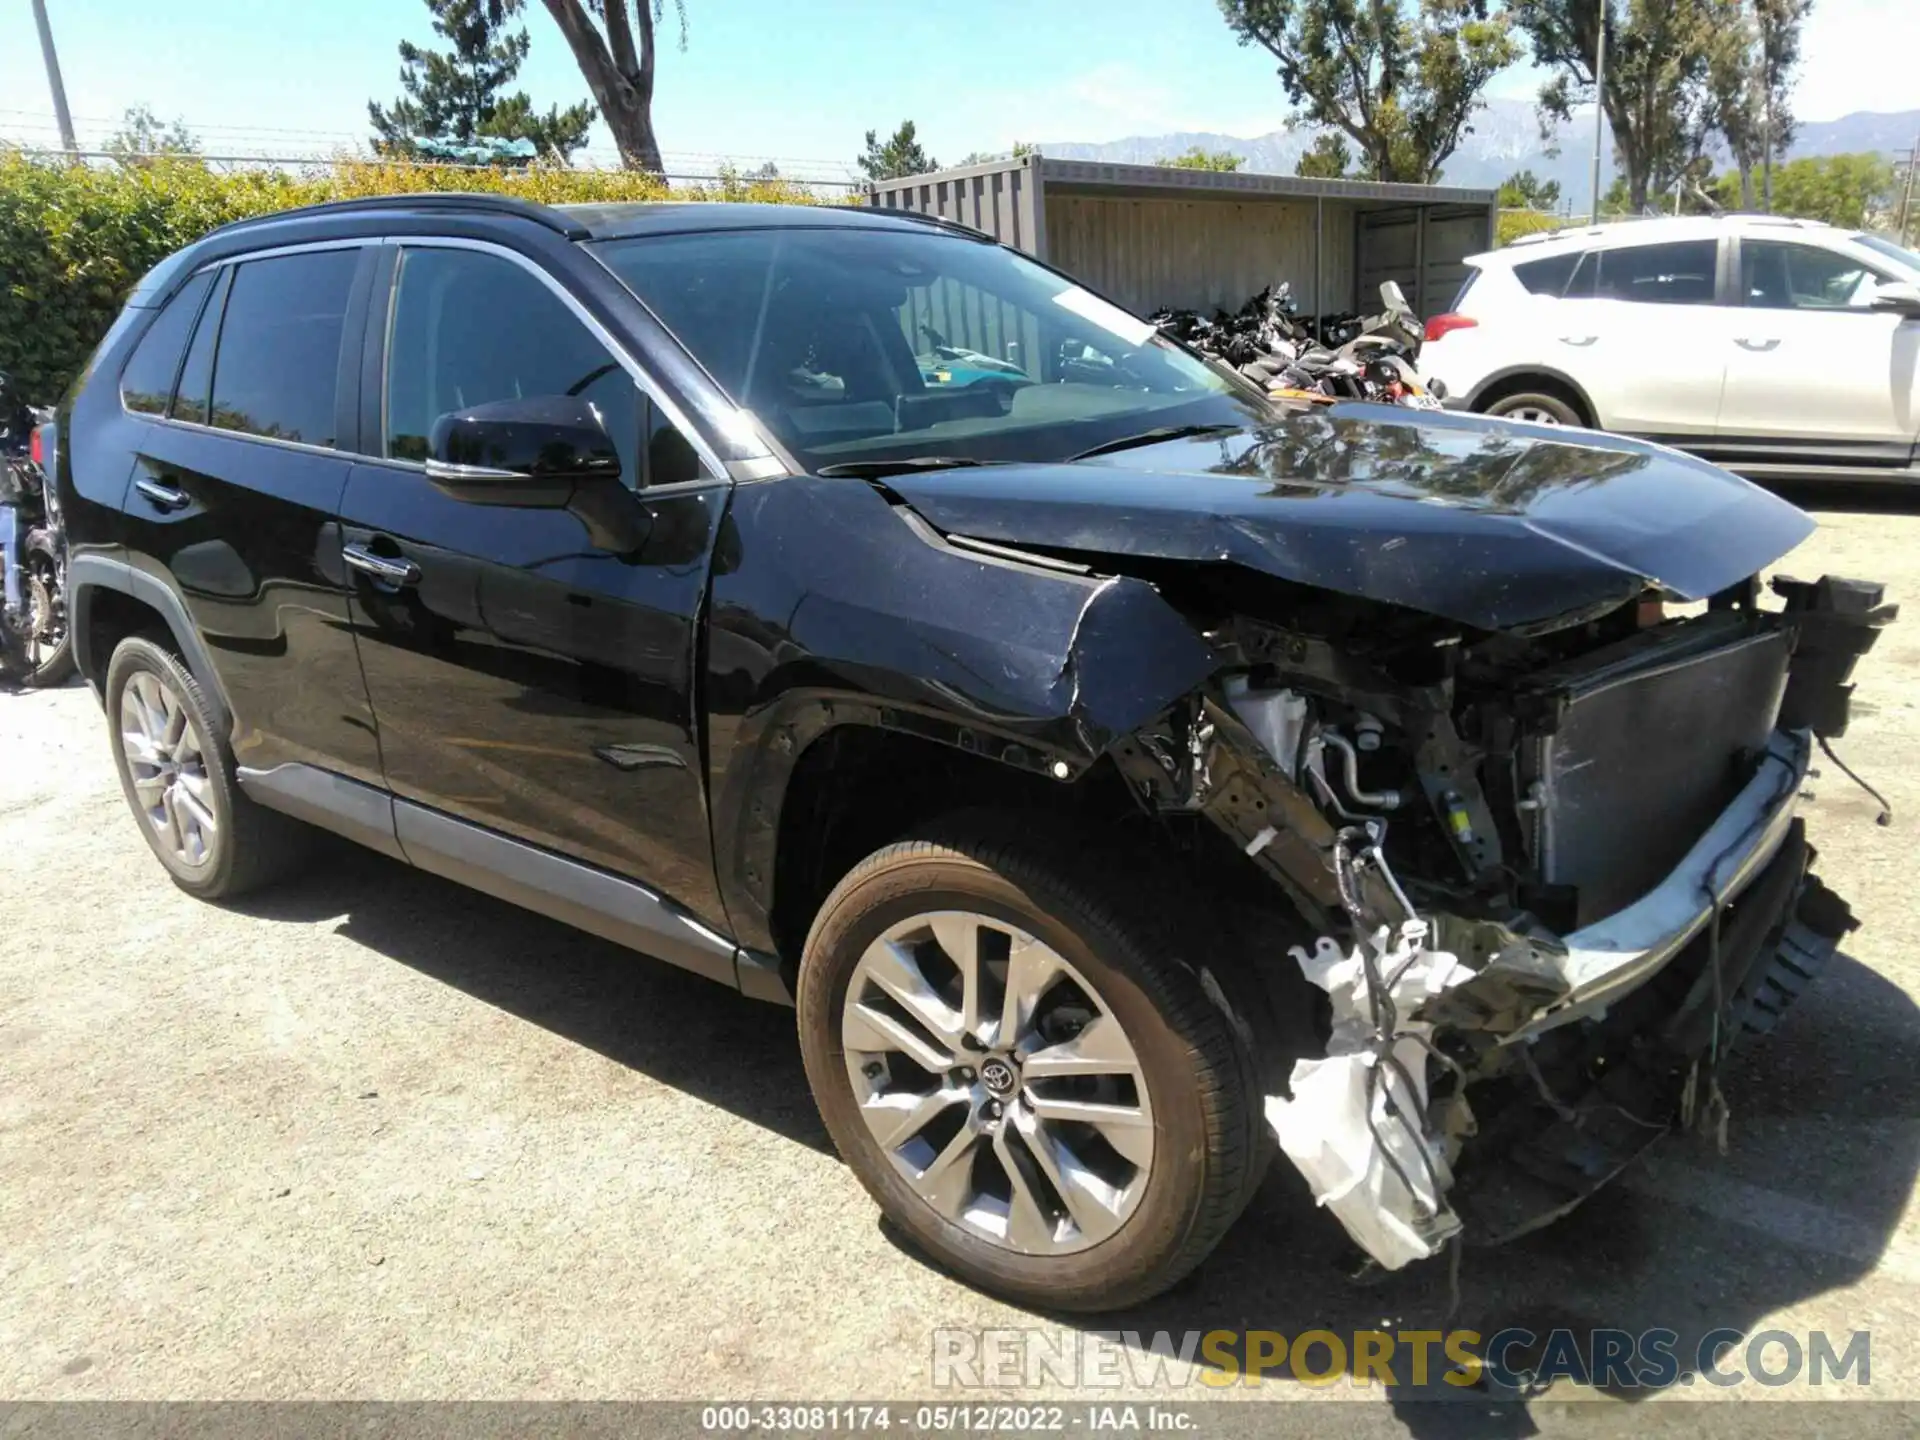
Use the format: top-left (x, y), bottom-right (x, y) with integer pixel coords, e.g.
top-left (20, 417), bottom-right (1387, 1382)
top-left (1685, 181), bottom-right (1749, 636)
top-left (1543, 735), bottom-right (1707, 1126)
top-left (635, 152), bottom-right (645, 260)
top-left (1716, 237), bottom-right (1920, 463)
top-left (336, 241), bottom-right (733, 929)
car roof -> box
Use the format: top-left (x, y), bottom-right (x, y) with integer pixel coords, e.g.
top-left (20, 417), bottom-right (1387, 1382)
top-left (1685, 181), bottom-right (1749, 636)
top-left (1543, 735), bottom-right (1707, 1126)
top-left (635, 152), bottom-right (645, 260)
top-left (555, 200), bottom-right (974, 240)
top-left (1471, 212), bottom-right (1847, 268)
top-left (122, 192), bottom-right (985, 309)
top-left (201, 193), bottom-right (974, 246)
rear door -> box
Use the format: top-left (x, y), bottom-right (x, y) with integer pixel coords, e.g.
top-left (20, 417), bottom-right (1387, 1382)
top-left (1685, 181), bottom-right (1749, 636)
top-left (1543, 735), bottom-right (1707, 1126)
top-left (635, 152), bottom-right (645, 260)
top-left (121, 243), bottom-right (384, 786)
top-left (1551, 237), bottom-right (1731, 437)
top-left (1716, 237), bottom-right (1919, 464)
top-left (336, 239), bottom-right (734, 931)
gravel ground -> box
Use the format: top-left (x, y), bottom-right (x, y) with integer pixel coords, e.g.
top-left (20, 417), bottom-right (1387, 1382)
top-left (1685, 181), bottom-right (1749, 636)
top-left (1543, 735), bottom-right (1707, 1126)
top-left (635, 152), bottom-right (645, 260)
top-left (2, 492), bottom-right (1918, 1425)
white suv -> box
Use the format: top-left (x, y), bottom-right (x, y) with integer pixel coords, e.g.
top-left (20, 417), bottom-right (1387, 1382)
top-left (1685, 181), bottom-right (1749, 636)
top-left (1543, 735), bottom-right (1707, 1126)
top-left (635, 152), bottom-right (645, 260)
top-left (1421, 214), bottom-right (1920, 482)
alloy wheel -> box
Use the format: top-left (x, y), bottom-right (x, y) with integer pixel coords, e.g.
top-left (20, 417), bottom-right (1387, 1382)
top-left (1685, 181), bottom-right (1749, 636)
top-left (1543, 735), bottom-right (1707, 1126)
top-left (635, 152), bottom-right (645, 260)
top-left (24, 560), bottom-right (64, 669)
top-left (1505, 404), bottom-right (1563, 425)
top-left (840, 911), bottom-right (1154, 1255)
top-left (119, 670), bottom-right (218, 868)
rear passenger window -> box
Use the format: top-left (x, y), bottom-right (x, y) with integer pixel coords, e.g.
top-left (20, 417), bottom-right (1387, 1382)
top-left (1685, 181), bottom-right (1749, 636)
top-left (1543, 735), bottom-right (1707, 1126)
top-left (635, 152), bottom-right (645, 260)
top-left (1586, 241), bottom-right (1718, 306)
top-left (1513, 251), bottom-right (1583, 297)
top-left (118, 270), bottom-right (213, 414)
top-left (172, 267), bottom-right (231, 426)
top-left (209, 249), bottom-right (360, 446)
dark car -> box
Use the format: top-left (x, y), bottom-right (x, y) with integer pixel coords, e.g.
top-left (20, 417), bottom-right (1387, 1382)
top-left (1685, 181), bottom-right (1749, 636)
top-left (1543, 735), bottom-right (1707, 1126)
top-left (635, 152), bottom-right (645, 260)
top-left (56, 193), bottom-right (1893, 1311)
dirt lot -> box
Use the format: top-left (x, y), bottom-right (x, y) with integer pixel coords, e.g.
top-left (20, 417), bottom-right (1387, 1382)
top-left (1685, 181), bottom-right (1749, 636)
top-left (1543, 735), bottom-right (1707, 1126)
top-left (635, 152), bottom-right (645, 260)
top-left (3, 491), bottom-right (1919, 1424)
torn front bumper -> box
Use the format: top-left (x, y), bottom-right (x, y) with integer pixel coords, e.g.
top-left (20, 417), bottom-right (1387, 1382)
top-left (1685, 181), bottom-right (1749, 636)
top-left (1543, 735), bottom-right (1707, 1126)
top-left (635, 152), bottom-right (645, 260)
top-left (1269, 727), bottom-right (1859, 1268)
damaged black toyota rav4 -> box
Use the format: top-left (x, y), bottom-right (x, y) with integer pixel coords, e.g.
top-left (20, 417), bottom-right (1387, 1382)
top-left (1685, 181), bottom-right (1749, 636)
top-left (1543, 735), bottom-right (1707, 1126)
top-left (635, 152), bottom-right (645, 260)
top-left (59, 195), bottom-right (1894, 1310)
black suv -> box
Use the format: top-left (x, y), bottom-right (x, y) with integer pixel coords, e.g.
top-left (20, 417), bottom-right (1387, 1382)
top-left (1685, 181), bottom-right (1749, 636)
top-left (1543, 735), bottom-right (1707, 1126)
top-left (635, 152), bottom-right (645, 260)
top-left (58, 193), bottom-right (1890, 1310)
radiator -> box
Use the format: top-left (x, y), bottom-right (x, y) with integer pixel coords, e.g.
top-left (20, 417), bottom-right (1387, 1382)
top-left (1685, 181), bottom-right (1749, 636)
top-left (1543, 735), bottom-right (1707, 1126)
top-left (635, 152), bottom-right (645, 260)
top-left (1519, 626), bottom-right (1792, 926)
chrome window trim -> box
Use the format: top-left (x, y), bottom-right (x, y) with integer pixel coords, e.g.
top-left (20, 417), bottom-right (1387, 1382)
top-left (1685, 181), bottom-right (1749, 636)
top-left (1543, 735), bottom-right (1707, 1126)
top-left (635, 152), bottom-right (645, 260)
top-left (118, 233), bottom-right (766, 483)
top-left (349, 450), bottom-right (731, 500)
top-left (129, 412), bottom-right (354, 461)
top-left (375, 234), bottom-right (743, 480)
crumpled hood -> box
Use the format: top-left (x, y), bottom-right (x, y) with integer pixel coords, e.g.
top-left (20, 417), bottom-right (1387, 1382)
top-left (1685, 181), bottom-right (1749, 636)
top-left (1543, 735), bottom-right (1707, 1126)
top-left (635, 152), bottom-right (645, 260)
top-left (883, 405), bottom-right (1816, 633)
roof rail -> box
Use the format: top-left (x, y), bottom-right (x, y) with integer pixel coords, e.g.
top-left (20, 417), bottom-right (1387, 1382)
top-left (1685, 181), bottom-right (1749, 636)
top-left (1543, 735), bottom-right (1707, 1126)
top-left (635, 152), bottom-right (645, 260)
top-left (206, 192), bottom-right (590, 241)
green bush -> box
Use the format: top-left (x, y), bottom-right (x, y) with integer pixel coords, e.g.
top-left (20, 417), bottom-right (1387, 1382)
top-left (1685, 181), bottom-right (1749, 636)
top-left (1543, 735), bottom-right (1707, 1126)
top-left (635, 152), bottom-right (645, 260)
top-left (0, 154), bottom-right (825, 401)
top-left (1496, 208), bottom-right (1565, 247)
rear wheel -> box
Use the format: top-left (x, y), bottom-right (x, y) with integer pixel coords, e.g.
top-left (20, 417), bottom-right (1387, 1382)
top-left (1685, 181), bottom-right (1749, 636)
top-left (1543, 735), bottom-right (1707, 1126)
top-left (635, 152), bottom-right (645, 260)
top-left (105, 636), bottom-right (306, 900)
top-left (1483, 391), bottom-right (1583, 427)
top-left (17, 536), bottom-right (73, 687)
top-left (797, 817), bottom-right (1264, 1312)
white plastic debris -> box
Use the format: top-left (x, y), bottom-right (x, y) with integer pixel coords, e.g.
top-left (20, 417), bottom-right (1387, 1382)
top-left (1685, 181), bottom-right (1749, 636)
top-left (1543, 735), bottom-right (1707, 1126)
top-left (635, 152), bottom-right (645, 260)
top-left (1267, 919), bottom-right (1471, 1270)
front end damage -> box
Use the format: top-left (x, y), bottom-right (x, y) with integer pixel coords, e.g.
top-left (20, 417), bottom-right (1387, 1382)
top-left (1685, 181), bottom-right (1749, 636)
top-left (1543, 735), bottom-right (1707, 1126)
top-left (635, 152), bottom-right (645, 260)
top-left (1110, 572), bottom-right (1896, 1271)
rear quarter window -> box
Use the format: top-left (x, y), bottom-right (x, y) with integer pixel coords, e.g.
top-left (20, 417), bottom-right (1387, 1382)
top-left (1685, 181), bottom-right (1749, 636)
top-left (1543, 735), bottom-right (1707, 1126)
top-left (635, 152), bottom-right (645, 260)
top-left (117, 270), bottom-right (214, 415)
top-left (1512, 251), bottom-right (1584, 298)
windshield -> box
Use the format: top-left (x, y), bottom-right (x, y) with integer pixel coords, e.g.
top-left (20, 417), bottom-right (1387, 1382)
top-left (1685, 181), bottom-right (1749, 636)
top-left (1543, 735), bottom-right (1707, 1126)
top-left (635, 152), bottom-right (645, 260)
top-left (1854, 233), bottom-right (1920, 274)
top-left (594, 225), bottom-right (1260, 471)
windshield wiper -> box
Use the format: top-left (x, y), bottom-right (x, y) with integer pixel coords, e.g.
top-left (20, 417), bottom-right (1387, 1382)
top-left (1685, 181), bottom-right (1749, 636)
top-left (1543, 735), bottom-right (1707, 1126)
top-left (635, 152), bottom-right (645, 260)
top-left (814, 456), bottom-right (1011, 479)
top-left (1067, 423), bottom-right (1241, 461)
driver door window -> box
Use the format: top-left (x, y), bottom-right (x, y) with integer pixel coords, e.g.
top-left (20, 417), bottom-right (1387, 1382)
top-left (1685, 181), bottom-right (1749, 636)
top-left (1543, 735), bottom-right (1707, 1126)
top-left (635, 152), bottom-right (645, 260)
top-left (1740, 241), bottom-right (1889, 310)
top-left (385, 247), bottom-right (653, 483)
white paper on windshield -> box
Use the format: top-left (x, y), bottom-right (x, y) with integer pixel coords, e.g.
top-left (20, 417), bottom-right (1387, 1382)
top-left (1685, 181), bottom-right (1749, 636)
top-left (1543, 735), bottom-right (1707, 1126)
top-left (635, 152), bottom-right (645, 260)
top-left (1050, 285), bottom-right (1157, 347)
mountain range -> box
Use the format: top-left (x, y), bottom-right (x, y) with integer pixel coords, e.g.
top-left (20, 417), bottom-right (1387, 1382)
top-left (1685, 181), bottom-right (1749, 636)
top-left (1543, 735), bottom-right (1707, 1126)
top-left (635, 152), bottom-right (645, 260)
top-left (1037, 99), bottom-right (1919, 200)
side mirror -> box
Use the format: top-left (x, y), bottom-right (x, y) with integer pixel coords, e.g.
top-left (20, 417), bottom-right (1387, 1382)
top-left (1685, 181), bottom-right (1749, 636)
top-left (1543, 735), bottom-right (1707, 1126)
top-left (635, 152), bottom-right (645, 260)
top-left (1869, 280), bottom-right (1920, 318)
top-left (426, 396), bottom-right (649, 554)
top-left (427, 395), bottom-right (621, 497)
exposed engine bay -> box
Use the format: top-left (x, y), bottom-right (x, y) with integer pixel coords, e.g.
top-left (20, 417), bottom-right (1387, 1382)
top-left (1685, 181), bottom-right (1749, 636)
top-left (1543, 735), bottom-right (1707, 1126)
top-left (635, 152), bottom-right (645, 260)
top-left (1110, 570), bottom-right (1896, 1270)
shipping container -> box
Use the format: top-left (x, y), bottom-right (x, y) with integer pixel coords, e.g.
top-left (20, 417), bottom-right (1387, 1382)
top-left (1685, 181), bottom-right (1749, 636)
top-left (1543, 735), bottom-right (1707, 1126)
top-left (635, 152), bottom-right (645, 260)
top-left (868, 155), bottom-right (1497, 322)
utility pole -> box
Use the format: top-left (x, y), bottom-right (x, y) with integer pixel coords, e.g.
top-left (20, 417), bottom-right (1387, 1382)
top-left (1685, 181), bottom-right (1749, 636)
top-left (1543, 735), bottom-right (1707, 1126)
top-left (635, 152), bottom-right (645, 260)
top-left (30, 0), bottom-right (80, 161)
top-left (1590, 4), bottom-right (1608, 224)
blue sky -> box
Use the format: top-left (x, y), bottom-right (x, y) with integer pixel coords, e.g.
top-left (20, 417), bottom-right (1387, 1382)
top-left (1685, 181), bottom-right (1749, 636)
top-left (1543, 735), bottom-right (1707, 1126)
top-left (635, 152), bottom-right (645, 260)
top-left (0, 0), bottom-right (1909, 180)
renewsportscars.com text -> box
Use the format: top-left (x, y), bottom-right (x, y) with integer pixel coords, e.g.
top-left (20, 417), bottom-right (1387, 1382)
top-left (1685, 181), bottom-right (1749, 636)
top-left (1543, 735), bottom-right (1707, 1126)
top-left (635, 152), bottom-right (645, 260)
top-left (931, 1327), bottom-right (1872, 1391)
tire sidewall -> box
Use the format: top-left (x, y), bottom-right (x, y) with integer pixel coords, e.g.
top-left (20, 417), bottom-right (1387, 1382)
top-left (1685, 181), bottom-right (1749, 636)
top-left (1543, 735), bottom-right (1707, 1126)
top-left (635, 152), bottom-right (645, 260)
top-left (1486, 392), bottom-right (1580, 427)
top-left (105, 637), bottom-right (240, 897)
top-left (798, 844), bottom-right (1222, 1307)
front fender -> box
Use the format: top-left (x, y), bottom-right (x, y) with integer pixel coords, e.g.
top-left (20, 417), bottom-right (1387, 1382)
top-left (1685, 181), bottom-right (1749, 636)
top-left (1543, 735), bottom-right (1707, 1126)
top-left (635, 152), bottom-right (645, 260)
top-left (704, 476), bottom-right (1219, 950)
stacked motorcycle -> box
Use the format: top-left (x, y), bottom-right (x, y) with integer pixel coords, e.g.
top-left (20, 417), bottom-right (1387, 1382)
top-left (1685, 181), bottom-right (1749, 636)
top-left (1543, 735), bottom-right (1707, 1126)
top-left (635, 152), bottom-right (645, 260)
top-left (0, 372), bottom-right (71, 690)
top-left (1150, 281), bottom-right (1445, 411)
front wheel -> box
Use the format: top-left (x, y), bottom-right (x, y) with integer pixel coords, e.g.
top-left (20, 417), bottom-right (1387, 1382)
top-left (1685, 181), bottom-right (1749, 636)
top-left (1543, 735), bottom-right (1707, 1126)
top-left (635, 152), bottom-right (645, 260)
top-left (797, 818), bottom-right (1265, 1312)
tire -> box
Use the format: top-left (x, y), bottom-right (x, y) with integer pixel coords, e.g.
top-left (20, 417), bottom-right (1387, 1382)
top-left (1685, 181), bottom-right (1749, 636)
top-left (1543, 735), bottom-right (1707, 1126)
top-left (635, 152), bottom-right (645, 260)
top-left (1483, 391), bottom-right (1583, 427)
top-left (796, 815), bottom-right (1265, 1312)
top-left (104, 635), bottom-right (306, 900)
top-left (18, 535), bottom-right (74, 688)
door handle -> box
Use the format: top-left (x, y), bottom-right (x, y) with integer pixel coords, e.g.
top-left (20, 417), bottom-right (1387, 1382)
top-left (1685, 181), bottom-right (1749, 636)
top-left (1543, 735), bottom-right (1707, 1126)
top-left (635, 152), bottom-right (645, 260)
top-left (342, 543), bottom-right (422, 587)
top-left (1558, 335), bottom-right (1598, 347)
top-left (133, 478), bottom-right (191, 512)
top-left (1735, 337), bottom-right (1781, 352)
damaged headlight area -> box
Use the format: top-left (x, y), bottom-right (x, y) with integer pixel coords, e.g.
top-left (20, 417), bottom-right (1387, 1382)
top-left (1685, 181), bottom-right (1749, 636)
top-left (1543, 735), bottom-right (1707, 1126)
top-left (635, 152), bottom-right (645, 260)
top-left (1110, 574), bottom-right (1896, 1272)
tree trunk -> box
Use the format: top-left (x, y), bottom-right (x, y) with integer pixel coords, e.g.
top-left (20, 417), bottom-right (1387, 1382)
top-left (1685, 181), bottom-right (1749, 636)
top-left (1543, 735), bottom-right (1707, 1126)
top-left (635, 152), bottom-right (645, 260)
top-left (1739, 162), bottom-right (1754, 210)
top-left (1761, 90), bottom-right (1773, 212)
top-left (539, 0), bottom-right (665, 173)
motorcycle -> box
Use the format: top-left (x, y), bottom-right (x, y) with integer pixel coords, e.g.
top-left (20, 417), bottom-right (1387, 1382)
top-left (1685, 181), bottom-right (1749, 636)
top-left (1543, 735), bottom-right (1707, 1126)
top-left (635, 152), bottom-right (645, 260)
top-left (0, 373), bottom-right (72, 690)
top-left (1267, 282), bottom-right (1446, 411)
top-left (1154, 281), bottom-right (1444, 411)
